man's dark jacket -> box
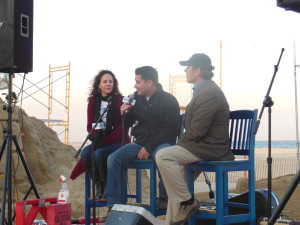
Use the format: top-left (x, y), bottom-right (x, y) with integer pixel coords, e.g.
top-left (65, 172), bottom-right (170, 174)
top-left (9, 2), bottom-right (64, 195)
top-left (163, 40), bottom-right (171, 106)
top-left (124, 84), bottom-right (180, 154)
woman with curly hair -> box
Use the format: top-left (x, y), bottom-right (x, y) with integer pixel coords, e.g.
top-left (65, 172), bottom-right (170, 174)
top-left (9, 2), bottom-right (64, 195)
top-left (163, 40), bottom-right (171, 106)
top-left (71, 70), bottom-right (130, 200)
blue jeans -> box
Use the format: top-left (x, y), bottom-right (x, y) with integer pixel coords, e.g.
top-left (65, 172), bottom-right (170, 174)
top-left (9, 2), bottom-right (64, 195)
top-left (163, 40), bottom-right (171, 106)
top-left (81, 143), bottom-right (120, 179)
top-left (106, 143), bottom-right (170, 207)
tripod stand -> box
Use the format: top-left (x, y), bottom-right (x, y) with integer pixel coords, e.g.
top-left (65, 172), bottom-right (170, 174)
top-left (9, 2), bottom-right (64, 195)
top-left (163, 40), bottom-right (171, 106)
top-left (0, 72), bottom-right (40, 225)
top-left (267, 50), bottom-right (300, 224)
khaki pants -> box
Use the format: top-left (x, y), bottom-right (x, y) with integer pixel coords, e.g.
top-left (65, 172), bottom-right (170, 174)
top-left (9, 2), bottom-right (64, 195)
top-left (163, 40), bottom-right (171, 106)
top-left (156, 145), bottom-right (202, 225)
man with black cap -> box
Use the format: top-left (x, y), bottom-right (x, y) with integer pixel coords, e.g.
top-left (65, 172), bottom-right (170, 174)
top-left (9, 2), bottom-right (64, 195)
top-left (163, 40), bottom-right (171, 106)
top-left (156, 53), bottom-right (234, 225)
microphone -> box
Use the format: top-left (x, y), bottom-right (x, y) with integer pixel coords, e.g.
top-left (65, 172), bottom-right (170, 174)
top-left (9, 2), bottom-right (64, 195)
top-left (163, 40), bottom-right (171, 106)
top-left (107, 96), bottom-right (112, 102)
top-left (122, 94), bottom-right (136, 114)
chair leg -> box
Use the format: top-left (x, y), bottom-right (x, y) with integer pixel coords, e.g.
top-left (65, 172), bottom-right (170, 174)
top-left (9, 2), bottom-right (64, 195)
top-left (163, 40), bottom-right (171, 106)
top-left (188, 214), bottom-right (197, 225)
top-left (249, 169), bottom-right (256, 225)
top-left (215, 168), bottom-right (224, 225)
top-left (223, 172), bottom-right (229, 214)
top-left (223, 172), bottom-right (231, 225)
top-left (187, 166), bottom-right (195, 194)
top-left (136, 169), bottom-right (142, 203)
top-left (85, 173), bottom-right (91, 225)
top-left (149, 166), bottom-right (157, 216)
top-left (85, 206), bottom-right (91, 225)
top-left (187, 167), bottom-right (196, 225)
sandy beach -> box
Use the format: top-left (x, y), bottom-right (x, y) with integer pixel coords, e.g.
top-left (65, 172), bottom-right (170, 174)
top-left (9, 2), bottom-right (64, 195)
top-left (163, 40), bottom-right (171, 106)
top-left (255, 148), bottom-right (299, 156)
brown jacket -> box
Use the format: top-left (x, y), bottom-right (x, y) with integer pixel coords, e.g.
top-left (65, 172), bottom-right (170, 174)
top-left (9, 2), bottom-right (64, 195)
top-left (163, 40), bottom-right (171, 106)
top-left (177, 80), bottom-right (234, 161)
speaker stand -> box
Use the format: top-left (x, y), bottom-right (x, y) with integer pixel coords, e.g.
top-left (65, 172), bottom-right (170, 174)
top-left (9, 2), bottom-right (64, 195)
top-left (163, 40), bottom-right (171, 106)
top-left (0, 72), bottom-right (40, 225)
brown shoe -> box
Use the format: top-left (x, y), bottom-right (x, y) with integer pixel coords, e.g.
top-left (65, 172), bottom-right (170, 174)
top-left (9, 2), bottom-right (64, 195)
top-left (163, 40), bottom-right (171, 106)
top-left (99, 207), bottom-right (111, 223)
top-left (170, 197), bottom-right (200, 225)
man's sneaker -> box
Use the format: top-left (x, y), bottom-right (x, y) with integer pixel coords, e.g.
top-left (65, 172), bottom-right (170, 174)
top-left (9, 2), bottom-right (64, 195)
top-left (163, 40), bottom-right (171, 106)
top-left (170, 197), bottom-right (200, 225)
top-left (156, 197), bottom-right (168, 209)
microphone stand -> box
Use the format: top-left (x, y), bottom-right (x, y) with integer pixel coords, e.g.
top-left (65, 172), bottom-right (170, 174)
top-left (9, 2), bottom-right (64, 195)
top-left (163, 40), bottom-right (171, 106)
top-left (253, 48), bottom-right (284, 219)
top-left (73, 97), bottom-right (112, 225)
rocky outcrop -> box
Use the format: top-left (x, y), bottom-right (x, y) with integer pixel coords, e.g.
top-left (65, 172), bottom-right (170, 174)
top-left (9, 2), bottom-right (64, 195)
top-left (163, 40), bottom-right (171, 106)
top-left (0, 98), bottom-right (84, 218)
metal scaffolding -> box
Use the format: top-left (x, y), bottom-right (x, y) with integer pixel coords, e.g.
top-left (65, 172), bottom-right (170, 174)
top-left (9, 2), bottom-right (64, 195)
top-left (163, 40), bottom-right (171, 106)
top-left (47, 63), bottom-right (71, 144)
top-left (169, 75), bottom-right (193, 112)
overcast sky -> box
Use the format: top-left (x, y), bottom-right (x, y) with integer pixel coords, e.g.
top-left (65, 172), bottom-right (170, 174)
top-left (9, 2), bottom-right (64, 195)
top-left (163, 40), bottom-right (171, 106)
top-left (9, 0), bottom-right (300, 142)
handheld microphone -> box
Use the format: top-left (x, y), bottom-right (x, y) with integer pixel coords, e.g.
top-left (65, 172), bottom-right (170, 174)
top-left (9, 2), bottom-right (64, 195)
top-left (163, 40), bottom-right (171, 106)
top-left (122, 94), bottom-right (136, 114)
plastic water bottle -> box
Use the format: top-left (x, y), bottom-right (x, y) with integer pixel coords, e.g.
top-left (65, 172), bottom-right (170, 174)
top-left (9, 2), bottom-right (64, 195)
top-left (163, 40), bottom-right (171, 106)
top-left (57, 175), bottom-right (69, 204)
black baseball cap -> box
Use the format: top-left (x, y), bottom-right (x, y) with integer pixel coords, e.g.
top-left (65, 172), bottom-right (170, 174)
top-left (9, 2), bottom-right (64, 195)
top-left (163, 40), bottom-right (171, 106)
top-left (179, 53), bottom-right (213, 71)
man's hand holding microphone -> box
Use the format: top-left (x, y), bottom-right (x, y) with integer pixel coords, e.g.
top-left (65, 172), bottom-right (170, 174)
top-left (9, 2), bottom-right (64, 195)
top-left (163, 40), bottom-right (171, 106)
top-left (121, 94), bottom-right (135, 115)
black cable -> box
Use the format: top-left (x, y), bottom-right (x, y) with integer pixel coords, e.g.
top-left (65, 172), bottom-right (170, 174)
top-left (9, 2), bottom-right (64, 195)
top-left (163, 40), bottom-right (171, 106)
top-left (16, 73), bottom-right (26, 139)
top-left (203, 172), bottom-right (215, 200)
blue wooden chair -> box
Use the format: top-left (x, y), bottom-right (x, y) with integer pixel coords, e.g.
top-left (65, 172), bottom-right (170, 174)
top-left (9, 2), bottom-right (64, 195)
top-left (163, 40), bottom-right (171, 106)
top-left (84, 160), bottom-right (165, 223)
top-left (84, 155), bottom-right (161, 223)
top-left (187, 109), bottom-right (258, 225)
top-left (126, 159), bottom-right (166, 216)
top-left (84, 173), bottom-right (107, 225)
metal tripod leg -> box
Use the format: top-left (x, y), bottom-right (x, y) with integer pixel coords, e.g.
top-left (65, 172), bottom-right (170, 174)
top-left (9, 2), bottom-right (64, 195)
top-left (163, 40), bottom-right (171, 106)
top-left (12, 135), bottom-right (40, 199)
top-left (0, 135), bottom-right (40, 225)
top-left (0, 137), bottom-right (8, 161)
top-left (0, 137), bottom-right (13, 225)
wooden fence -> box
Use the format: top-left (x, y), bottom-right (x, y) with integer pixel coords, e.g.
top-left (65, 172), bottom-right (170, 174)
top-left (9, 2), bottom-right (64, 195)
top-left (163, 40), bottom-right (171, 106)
top-left (195, 156), bottom-right (299, 183)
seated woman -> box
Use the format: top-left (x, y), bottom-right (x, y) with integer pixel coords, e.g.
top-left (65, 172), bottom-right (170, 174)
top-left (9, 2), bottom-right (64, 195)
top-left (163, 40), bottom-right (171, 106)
top-left (71, 70), bottom-right (130, 200)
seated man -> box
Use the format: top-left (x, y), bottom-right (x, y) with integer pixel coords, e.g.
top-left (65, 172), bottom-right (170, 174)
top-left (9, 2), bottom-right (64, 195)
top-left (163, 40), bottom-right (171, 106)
top-left (104, 66), bottom-right (180, 221)
top-left (156, 53), bottom-right (234, 225)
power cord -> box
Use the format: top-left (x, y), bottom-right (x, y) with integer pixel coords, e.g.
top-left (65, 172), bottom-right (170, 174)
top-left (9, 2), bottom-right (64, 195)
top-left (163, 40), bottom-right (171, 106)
top-left (203, 172), bottom-right (215, 200)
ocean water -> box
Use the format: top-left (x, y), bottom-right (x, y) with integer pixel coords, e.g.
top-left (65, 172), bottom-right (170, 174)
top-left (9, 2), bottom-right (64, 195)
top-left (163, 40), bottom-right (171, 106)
top-left (255, 140), bottom-right (299, 149)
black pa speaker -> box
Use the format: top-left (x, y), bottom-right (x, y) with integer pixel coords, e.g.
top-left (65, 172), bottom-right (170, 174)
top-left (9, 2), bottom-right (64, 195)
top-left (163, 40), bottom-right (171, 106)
top-left (196, 189), bottom-right (280, 225)
top-left (277, 0), bottom-right (300, 13)
top-left (105, 204), bottom-right (163, 225)
top-left (0, 0), bottom-right (33, 73)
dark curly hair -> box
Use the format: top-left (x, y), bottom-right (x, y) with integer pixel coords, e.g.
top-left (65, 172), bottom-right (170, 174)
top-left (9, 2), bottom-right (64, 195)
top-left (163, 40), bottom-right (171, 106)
top-left (88, 70), bottom-right (121, 101)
